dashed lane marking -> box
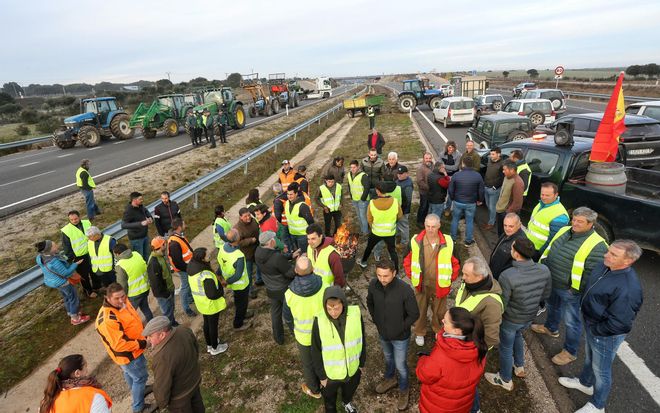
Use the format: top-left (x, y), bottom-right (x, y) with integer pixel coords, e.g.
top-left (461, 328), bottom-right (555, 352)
top-left (18, 161), bottom-right (39, 167)
top-left (0, 170), bottom-right (55, 188)
top-left (87, 147), bottom-right (101, 150)
top-left (57, 153), bottom-right (74, 158)
top-left (0, 148), bottom-right (59, 165)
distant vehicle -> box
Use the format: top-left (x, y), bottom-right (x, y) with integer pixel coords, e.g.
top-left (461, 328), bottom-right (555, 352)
top-left (397, 78), bottom-right (444, 112)
top-left (473, 94), bottom-right (505, 120)
top-left (520, 89), bottom-right (567, 114)
top-left (536, 113), bottom-right (660, 168)
top-left (193, 87), bottom-right (246, 132)
top-left (499, 98), bottom-right (556, 126)
top-left (343, 94), bottom-right (385, 118)
top-left (512, 82), bottom-right (537, 98)
top-left (129, 94), bottom-right (193, 139)
top-left (432, 97), bottom-right (475, 127)
top-left (268, 73), bottom-right (301, 109)
top-left (467, 114), bottom-right (533, 149)
top-left (626, 101), bottom-right (660, 122)
top-left (295, 77), bottom-right (333, 99)
top-left (440, 83), bottom-right (454, 97)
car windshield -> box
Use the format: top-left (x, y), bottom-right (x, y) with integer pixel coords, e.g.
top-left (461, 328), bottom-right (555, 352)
top-left (540, 91), bottom-right (563, 99)
top-left (623, 122), bottom-right (660, 137)
top-left (450, 100), bottom-right (475, 110)
top-left (158, 97), bottom-right (174, 107)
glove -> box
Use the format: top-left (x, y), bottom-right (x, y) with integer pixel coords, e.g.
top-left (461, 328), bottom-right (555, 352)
top-left (138, 339), bottom-right (147, 349)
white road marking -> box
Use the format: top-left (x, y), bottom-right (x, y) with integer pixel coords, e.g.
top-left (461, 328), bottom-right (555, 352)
top-left (113, 141), bottom-right (125, 145)
top-left (0, 148), bottom-right (59, 165)
top-left (87, 147), bottom-right (101, 151)
top-left (0, 170), bottom-right (55, 188)
top-left (18, 161), bottom-right (39, 167)
top-left (415, 108), bottom-right (449, 144)
top-left (617, 341), bottom-right (660, 406)
top-left (57, 153), bottom-right (74, 158)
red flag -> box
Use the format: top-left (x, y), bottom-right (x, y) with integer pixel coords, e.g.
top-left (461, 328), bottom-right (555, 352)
top-left (590, 72), bottom-right (626, 162)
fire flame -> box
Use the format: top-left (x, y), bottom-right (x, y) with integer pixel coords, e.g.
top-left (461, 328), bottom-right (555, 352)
top-left (333, 223), bottom-right (359, 259)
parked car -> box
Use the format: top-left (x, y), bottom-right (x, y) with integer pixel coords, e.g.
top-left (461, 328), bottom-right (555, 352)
top-left (473, 94), bottom-right (505, 120)
top-left (520, 88), bottom-right (567, 114)
top-left (467, 114), bottom-right (533, 149)
top-left (499, 98), bottom-right (556, 126)
top-left (626, 101), bottom-right (660, 121)
top-left (536, 113), bottom-right (660, 168)
top-left (440, 83), bottom-right (454, 97)
top-left (512, 82), bottom-right (537, 98)
top-left (432, 97), bottom-right (475, 127)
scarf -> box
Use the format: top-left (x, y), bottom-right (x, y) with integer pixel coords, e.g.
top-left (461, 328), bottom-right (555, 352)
top-left (61, 376), bottom-right (102, 390)
top-left (442, 332), bottom-right (467, 341)
top-left (464, 276), bottom-right (492, 293)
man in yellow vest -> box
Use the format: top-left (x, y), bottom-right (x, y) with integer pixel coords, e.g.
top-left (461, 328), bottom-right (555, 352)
top-left (76, 158), bottom-right (101, 220)
top-left (510, 150), bottom-right (532, 197)
top-left (367, 105), bottom-right (376, 129)
top-left (348, 160), bottom-right (369, 235)
top-left (217, 229), bottom-right (253, 331)
top-left (113, 243), bottom-right (153, 321)
top-left (61, 210), bottom-right (98, 297)
top-left (284, 256), bottom-right (326, 399)
top-left (306, 223), bottom-right (345, 288)
top-left (310, 286), bottom-right (365, 413)
top-left (525, 182), bottom-right (570, 260)
top-left (531, 207), bottom-right (608, 366)
top-left (285, 184), bottom-right (315, 253)
top-left (168, 218), bottom-right (196, 317)
top-left (86, 225), bottom-right (117, 288)
top-left (403, 214), bottom-right (460, 347)
top-left (316, 175), bottom-right (343, 236)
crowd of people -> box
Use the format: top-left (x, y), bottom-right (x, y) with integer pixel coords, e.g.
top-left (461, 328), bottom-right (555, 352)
top-left (37, 123), bottom-right (644, 413)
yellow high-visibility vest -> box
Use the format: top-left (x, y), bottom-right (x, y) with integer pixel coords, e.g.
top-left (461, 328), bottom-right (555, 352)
top-left (317, 305), bottom-right (363, 380)
top-left (286, 201), bottom-right (308, 236)
top-left (285, 286), bottom-right (325, 346)
top-left (369, 198), bottom-right (399, 236)
top-left (517, 163), bottom-right (532, 196)
top-left (88, 234), bottom-right (113, 272)
top-left (217, 247), bottom-right (249, 291)
top-left (61, 220), bottom-right (92, 257)
top-left (409, 234), bottom-right (454, 289)
top-left (189, 269), bottom-right (227, 315)
top-left (455, 282), bottom-right (503, 313)
top-left (307, 244), bottom-right (337, 286)
top-left (525, 202), bottom-right (569, 250)
top-left (213, 217), bottom-right (231, 248)
top-left (76, 167), bottom-right (95, 188)
top-left (347, 172), bottom-right (365, 201)
top-left (116, 252), bottom-right (149, 297)
top-left (319, 184), bottom-right (342, 212)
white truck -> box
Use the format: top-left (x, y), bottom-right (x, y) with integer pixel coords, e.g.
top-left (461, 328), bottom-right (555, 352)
top-left (296, 77), bottom-right (333, 99)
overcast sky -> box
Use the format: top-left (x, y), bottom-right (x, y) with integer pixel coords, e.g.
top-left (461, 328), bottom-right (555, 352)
top-left (2, 0), bottom-right (659, 85)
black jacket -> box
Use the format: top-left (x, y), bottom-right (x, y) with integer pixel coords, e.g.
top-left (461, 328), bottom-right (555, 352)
top-left (147, 254), bottom-right (173, 298)
top-left (427, 171), bottom-right (449, 204)
top-left (154, 201), bottom-right (181, 236)
top-left (121, 202), bottom-right (152, 240)
top-left (255, 246), bottom-right (295, 292)
top-left (367, 132), bottom-right (385, 154)
top-left (367, 277), bottom-right (419, 341)
top-left (489, 229), bottom-right (527, 280)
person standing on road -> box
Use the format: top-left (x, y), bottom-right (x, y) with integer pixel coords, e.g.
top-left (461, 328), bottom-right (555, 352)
top-left (61, 210), bottom-right (99, 297)
top-left (531, 207), bottom-right (608, 367)
top-left (147, 236), bottom-right (178, 327)
top-left (325, 157), bottom-right (345, 186)
top-left (306, 223), bottom-right (345, 288)
top-left (448, 156), bottom-right (484, 247)
top-left (482, 148), bottom-right (504, 231)
top-left (217, 229), bottom-right (253, 331)
top-left (121, 192), bottom-right (153, 260)
top-left (484, 238), bottom-right (551, 391)
top-left (489, 213), bottom-right (527, 280)
top-left (396, 165), bottom-right (413, 247)
top-left (459, 140), bottom-right (481, 172)
top-left (113, 243), bottom-right (153, 322)
top-left (367, 128), bottom-right (385, 155)
top-left (217, 108), bottom-right (228, 144)
top-left (168, 219), bottom-right (196, 317)
top-left (510, 150), bottom-right (532, 198)
top-left (361, 149), bottom-right (385, 199)
top-left (427, 161), bottom-right (451, 217)
top-left (142, 317), bottom-right (205, 412)
top-left (558, 240), bottom-right (643, 413)
top-left (367, 259), bottom-right (420, 411)
top-left (186, 110), bottom-right (197, 146)
top-left (286, 184), bottom-right (315, 252)
top-left (76, 159), bottom-right (101, 221)
top-left (403, 214), bottom-right (460, 347)
top-left (194, 110), bottom-right (204, 146)
top-left (367, 105), bottom-right (376, 129)
top-left (153, 191), bottom-right (182, 237)
top-left (316, 175), bottom-right (343, 236)
top-left (495, 160), bottom-right (524, 237)
top-left (87, 226), bottom-right (117, 288)
top-left (525, 182), bottom-right (569, 260)
top-left (203, 108), bottom-right (216, 148)
top-left (347, 160), bottom-right (369, 236)
top-left (440, 142), bottom-right (461, 217)
top-left (234, 207), bottom-right (262, 298)
top-left (416, 152), bottom-right (434, 226)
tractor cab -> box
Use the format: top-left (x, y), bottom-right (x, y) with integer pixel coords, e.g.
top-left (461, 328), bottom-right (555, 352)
top-left (402, 79), bottom-right (424, 94)
top-left (157, 94), bottom-right (186, 118)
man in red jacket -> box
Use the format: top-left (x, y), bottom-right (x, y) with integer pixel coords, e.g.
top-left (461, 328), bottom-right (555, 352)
top-left (403, 213), bottom-right (459, 347)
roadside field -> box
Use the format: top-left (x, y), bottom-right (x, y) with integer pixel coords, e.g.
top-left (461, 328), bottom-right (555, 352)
top-left (480, 68), bottom-right (623, 80)
top-left (0, 123), bottom-right (41, 143)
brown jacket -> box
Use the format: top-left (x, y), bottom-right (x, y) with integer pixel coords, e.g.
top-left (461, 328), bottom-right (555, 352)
top-left (496, 175), bottom-right (524, 213)
top-left (151, 326), bottom-right (201, 409)
top-left (459, 150), bottom-right (481, 170)
top-left (456, 277), bottom-right (503, 348)
top-left (367, 196), bottom-right (403, 226)
top-left (234, 218), bottom-right (260, 260)
top-left (416, 162), bottom-right (433, 194)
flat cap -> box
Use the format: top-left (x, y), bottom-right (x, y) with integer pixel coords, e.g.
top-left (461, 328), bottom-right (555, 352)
top-left (259, 230), bottom-right (276, 246)
top-left (142, 316), bottom-right (171, 336)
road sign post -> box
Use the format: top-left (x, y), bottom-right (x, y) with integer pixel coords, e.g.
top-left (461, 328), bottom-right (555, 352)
top-left (554, 66), bottom-right (564, 88)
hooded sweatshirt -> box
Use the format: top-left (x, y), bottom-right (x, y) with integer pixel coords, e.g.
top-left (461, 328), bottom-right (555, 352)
top-left (309, 236), bottom-right (345, 287)
top-left (366, 196), bottom-right (403, 227)
top-left (186, 259), bottom-right (223, 300)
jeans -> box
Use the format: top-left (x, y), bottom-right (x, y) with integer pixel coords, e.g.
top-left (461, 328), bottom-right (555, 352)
top-left (429, 203), bottom-right (444, 217)
top-left (484, 187), bottom-right (501, 226)
top-left (579, 329), bottom-right (626, 409)
top-left (544, 287), bottom-right (582, 356)
top-left (58, 283), bottom-right (80, 317)
top-left (281, 226), bottom-right (295, 253)
top-left (120, 354), bottom-right (148, 412)
top-left (293, 234), bottom-right (308, 253)
top-left (471, 389), bottom-right (480, 413)
top-left (417, 193), bottom-right (429, 225)
top-left (156, 293), bottom-right (177, 326)
top-left (178, 272), bottom-right (194, 313)
top-left (246, 259), bottom-right (262, 288)
top-left (128, 291), bottom-right (153, 322)
top-left (379, 336), bottom-right (410, 390)
top-left (129, 237), bottom-right (149, 261)
top-left (352, 200), bottom-right (369, 235)
top-left (81, 189), bottom-right (100, 220)
top-left (397, 213), bottom-right (410, 246)
top-left (267, 289), bottom-right (293, 344)
top-left (450, 201), bottom-right (477, 242)
top-left (499, 319), bottom-right (531, 382)
top-left (444, 194), bottom-right (452, 212)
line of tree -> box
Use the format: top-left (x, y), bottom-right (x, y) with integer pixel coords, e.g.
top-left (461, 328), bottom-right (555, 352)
top-left (626, 63), bottom-right (659, 78)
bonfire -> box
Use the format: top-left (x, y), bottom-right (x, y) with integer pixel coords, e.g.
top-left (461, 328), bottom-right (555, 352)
top-left (333, 223), bottom-right (359, 259)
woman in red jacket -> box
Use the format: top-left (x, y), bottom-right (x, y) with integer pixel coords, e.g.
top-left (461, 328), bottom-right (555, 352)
top-left (416, 307), bottom-right (488, 413)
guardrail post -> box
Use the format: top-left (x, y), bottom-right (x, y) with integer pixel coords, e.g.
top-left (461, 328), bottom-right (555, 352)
top-left (274, 143), bottom-right (277, 154)
top-left (294, 133), bottom-right (297, 141)
top-left (244, 162), bottom-right (248, 175)
top-left (286, 104), bottom-right (289, 116)
top-left (193, 193), bottom-right (199, 209)
top-left (409, 107), bottom-right (412, 119)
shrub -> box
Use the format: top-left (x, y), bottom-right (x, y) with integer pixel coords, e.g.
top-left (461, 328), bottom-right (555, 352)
top-left (0, 103), bottom-right (21, 115)
top-left (15, 124), bottom-right (30, 136)
top-left (36, 116), bottom-right (61, 134)
top-left (20, 108), bottom-right (39, 124)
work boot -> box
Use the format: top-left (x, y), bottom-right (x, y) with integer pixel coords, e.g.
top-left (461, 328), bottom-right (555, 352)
top-left (397, 388), bottom-right (409, 411)
top-left (552, 349), bottom-right (577, 366)
top-left (530, 324), bottom-right (559, 338)
top-left (234, 319), bottom-right (253, 332)
top-left (301, 383), bottom-right (321, 399)
top-left (374, 376), bottom-right (397, 394)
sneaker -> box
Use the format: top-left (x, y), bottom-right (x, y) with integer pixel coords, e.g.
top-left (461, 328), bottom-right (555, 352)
top-left (464, 240), bottom-right (475, 247)
top-left (343, 402), bottom-right (358, 413)
top-left (415, 335), bottom-right (425, 347)
top-left (514, 366), bottom-right (527, 378)
top-left (530, 323), bottom-right (559, 338)
top-left (397, 388), bottom-right (409, 411)
top-left (234, 319), bottom-right (253, 331)
top-left (86, 291), bottom-right (98, 299)
top-left (71, 314), bottom-right (90, 325)
top-left (301, 383), bottom-right (321, 399)
top-left (536, 306), bottom-right (547, 317)
top-left (356, 258), bottom-right (367, 269)
top-left (552, 349), bottom-right (577, 366)
top-left (485, 372), bottom-right (513, 391)
top-left (558, 377), bottom-right (594, 396)
top-left (207, 345), bottom-right (213, 353)
top-left (575, 402), bottom-right (604, 413)
top-left (374, 376), bottom-right (397, 394)
top-left (209, 343), bottom-right (229, 355)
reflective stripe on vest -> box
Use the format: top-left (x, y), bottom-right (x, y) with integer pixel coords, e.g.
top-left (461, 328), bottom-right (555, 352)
top-left (61, 220), bottom-right (92, 257)
top-left (213, 217), bottom-right (231, 248)
top-left (286, 201), bottom-right (308, 236)
top-left (369, 198), bottom-right (399, 236)
top-left (319, 184), bottom-right (342, 212)
top-left (116, 252), bottom-right (149, 297)
top-left (388, 186), bottom-right (402, 207)
top-left (409, 234), bottom-right (454, 289)
top-left (75, 167), bottom-right (95, 188)
top-left (317, 306), bottom-right (362, 380)
top-left (517, 163), bottom-right (532, 196)
top-left (525, 202), bottom-right (569, 249)
top-left (455, 282), bottom-right (503, 313)
top-left (217, 247), bottom-right (249, 291)
top-left (307, 244), bottom-right (337, 286)
top-left (367, 107), bottom-right (375, 117)
top-left (348, 172), bottom-right (365, 201)
top-left (168, 234), bottom-right (193, 272)
top-left (189, 269), bottom-right (227, 315)
top-left (285, 287), bottom-right (326, 346)
top-left (88, 235), bottom-right (113, 272)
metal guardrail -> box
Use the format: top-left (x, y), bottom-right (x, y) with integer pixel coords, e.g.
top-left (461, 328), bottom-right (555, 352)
top-left (0, 134), bottom-right (52, 150)
top-left (0, 88), bottom-right (364, 309)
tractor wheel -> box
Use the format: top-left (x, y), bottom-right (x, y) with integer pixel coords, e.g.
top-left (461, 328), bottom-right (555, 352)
top-left (54, 139), bottom-right (76, 149)
top-left (429, 97), bottom-right (442, 110)
top-left (397, 95), bottom-right (417, 113)
top-left (143, 129), bottom-right (157, 139)
top-left (52, 127), bottom-right (76, 149)
top-left (163, 119), bottom-right (179, 137)
top-left (272, 99), bottom-right (280, 114)
top-left (529, 111), bottom-right (546, 126)
top-left (233, 105), bottom-right (246, 129)
top-left (294, 94), bottom-right (299, 107)
top-left (110, 114), bottom-right (134, 140)
top-left (78, 125), bottom-right (102, 147)
top-left (249, 106), bottom-right (256, 118)
top-left (265, 102), bottom-right (273, 117)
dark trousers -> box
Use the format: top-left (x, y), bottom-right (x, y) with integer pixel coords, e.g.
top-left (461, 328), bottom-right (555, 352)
top-left (219, 124), bottom-right (227, 143)
top-left (75, 254), bottom-right (99, 294)
top-left (323, 211), bottom-right (343, 237)
top-left (267, 289), bottom-right (293, 344)
top-left (207, 128), bottom-right (216, 147)
top-left (368, 116), bottom-right (375, 129)
top-left (496, 212), bottom-right (506, 237)
top-left (189, 131), bottom-right (196, 146)
top-left (167, 385), bottom-right (205, 413)
top-left (128, 291), bottom-right (154, 321)
top-left (233, 287), bottom-right (250, 328)
top-left (193, 127), bottom-right (203, 145)
top-left (202, 311), bottom-right (221, 347)
top-left (417, 193), bottom-right (430, 225)
top-left (322, 369), bottom-right (362, 413)
top-left (96, 270), bottom-right (116, 287)
top-left (361, 233), bottom-right (398, 271)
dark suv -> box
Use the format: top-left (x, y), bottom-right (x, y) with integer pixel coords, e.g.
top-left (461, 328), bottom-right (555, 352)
top-left (467, 114), bottom-right (533, 149)
top-left (473, 94), bottom-right (505, 120)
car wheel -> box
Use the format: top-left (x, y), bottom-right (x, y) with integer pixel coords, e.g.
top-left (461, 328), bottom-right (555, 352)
top-left (529, 111), bottom-right (546, 126)
top-left (492, 100), bottom-right (503, 111)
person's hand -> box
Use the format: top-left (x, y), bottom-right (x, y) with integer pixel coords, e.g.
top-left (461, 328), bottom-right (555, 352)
top-left (320, 379), bottom-right (328, 388)
top-left (141, 220), bottom-right (149, 226)
top-left (476, 201), bottom-right (483, 206)
top-left (293, 249), bottom-right (302, 259)
top-left (323, 207), bottom-right (330, 214)
top-left (75, 259), bottom-right (83, 264)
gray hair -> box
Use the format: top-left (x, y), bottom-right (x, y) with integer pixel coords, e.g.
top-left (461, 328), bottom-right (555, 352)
top-left (424, 214), bottom-right (441, 226)
top-left (433, 161), bottom-right (445, 170)
top-left (388, 152), bottom-right (398, 160)
top-left (295, 256), bottom-right (313, 275)
top-left (226, 229), bottom-right (240, 243)
top-left (464, 256), bottom-right (489, 279)
top-left (86, 226), bottom-right (102, 237)
top-left (504, 212), bottom-right (521, 224)
top-left (572, 207), bottom-right (598, 223)
top-left (610, 239), bottom-right (643, 262)
top-left (272, 183), bottom-right (282, 192)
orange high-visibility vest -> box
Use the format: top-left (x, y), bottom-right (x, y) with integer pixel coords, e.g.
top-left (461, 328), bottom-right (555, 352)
top-left (168, 233), bottom-right (193, 272)
top-left (51, 386), bottom-right (112, 413)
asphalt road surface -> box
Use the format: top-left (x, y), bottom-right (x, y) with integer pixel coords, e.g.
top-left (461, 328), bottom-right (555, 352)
top-left (0, 85), bottom-right (352, 218)
top-left (384, 82), bottom-right (660, 412)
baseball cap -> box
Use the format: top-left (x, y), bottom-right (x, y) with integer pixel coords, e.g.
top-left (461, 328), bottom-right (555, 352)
top-left (151, 237), bottom-right (166, 249)
top-left (281, 160), bottom-right (289, 164)
top-left (397, 165), bottom-right (408, 174)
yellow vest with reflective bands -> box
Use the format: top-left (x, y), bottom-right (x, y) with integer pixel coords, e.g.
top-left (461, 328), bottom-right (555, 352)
top-left (525, 202), bottom-right (569, 250)
top-left (307, 244), bottom-right (337, 286)
top-left (286, 201), bottom-right (308, 236)
top-left (88, 235), bottom-right (113, 272)
top-left (285, 286), bottom-right (326, 346)
top-left (456, 282), bottom-right (503, 313)
top-left (540, 226), bottom-right (607, 291)
top-left (348, 172), bottom-right (365, 201)
top-left (213, 217), bottom-right (231, 248)
top-left (189, 269), bottom-right (227, 315)
top-left (369, 198), bottom-right (399, 236)
top-left (410, 234), bottom-right (454, 289)
top-left (319, 184), bottom-right (342, 212)
top-left (517, 163), bottom-right (532, 196)
top-left (389, 186), bottom-right (402, 207)
top-left (76, 167), bottom-right (95, 188)
top-left (317, 305), bottom-right (363, 380)
top-left (116, 252), bottom-right (149, 297)
top-left (217, 247), bottom-right (249, 291)
top-left (367, 107), bottom-right (375, 117)
top-left (61, 220), bottom-right (92, 257)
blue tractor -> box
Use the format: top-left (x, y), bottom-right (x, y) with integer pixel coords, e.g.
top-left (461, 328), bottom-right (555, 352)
top-left (52, 97), bottom-right (134, 149)
top-left (397, 78), bottom-right (445, 113)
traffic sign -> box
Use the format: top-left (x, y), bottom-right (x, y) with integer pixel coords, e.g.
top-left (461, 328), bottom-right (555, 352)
top-left (555, 66), bottom-right (565, 76)
top-left (554, 75), bottom-right (563, 80)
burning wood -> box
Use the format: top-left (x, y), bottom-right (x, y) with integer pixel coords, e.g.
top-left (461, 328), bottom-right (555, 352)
top-left (333, 223), bottom-right (359, 259)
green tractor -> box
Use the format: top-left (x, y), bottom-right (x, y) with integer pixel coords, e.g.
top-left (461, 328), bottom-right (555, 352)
top-left (129, 94), bottom-right (193, 139)
top-left (193, 87), bottom-right (246, 133)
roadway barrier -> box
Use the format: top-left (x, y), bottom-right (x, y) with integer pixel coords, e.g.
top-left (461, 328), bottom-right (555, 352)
top-left (0, 135), bottom-right (52, 151)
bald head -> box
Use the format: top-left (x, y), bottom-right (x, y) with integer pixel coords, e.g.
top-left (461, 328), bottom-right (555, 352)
top-left (295, 256), bottom-right (313, 276)
top-left (226, 229), bottom-right (240, 244)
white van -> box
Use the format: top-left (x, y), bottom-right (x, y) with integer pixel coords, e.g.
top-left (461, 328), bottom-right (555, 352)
top-left (432, 97), bottom-right (475, 127)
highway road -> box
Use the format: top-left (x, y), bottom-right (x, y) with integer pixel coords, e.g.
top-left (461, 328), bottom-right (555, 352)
top-left (0, 85), bottom-right (352, 218)
top-left (382, 82), bottom-right (660, 412)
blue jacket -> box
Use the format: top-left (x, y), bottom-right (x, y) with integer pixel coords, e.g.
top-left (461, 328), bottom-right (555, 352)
top-left (221, 243), bottom-right (246, 285)
top-left (396, 177), bottom-right (413, 214)
top-left (536, 197), bottom-right (570, 255)
top-left (448, 168), bottom-right (484, 204)
top-left (37, 254), bottom-right (79, 288)
top-left (581, 263), bottom-right (643, 337)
